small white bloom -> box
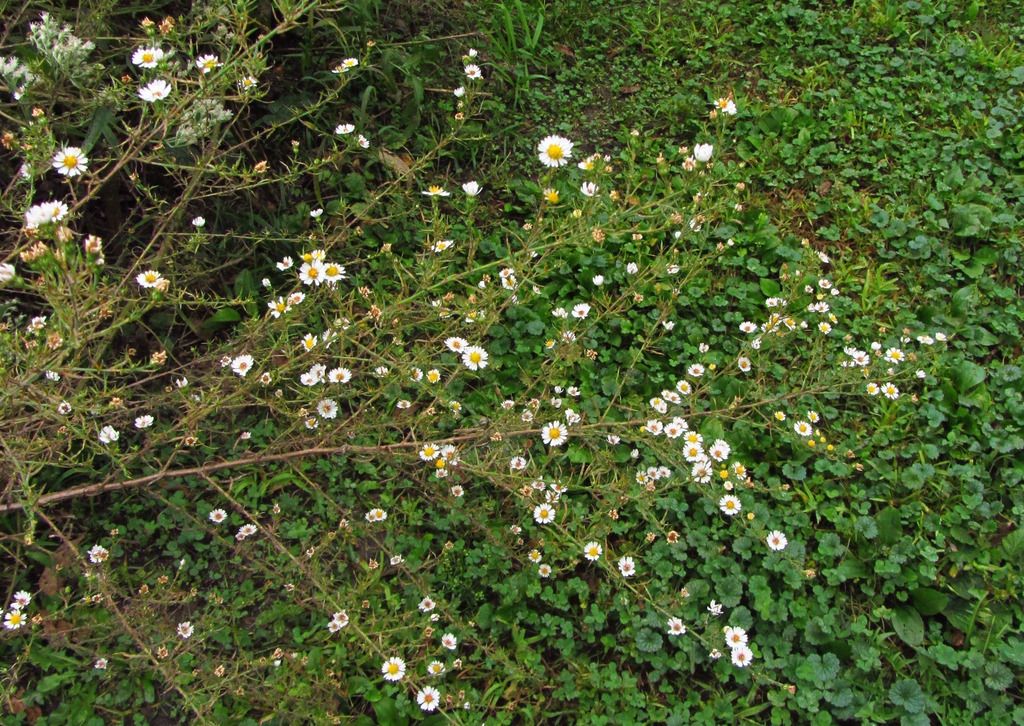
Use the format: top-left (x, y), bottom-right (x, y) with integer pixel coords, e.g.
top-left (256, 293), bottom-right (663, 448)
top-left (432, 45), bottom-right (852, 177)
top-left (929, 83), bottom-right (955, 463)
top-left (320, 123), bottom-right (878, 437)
top-left (537, 135), bottom-right (574, 168)
top-left (195, 54), bottom-right (221, 74)
top-left (417, 686), bottom-right (441, 712)
top-left (88, 545), bottom-right (109, 564)
top-left (138, 79), bottom-right (172, 102)
top-left (766, 530), bottom-right (788, 551)
top-left (693, 143), bottom-right (713, 162)
top-left (231, 354), bottom-right (254, 377)
top-left (381, 657), bottom-right (406, 682)
top-left (98, 425), bottom-right (119, 445)
top-left (731, 644), bottom-right (754, 668)
top-left (131, 46), bottom-right (165, 68)
top-left (52, 146), bottom-right (88, 177)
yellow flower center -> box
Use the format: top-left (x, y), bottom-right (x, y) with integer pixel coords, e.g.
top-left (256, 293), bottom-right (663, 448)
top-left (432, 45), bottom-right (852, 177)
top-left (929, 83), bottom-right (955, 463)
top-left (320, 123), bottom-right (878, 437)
top-left (469, 352), bottom-right (481, 363)
top-left (549, 427), bottom-right (561, 438)
top-left (544, 190), bottom-right (559, 203)
top-left (546, 144), bottom-right (563, 160)
top-left (428, 185), bottom-right (443, 194)
top-left (145, 273), bottom-right (157, 283)
top-left (387, 664), bottom-right (399, 674)
top-left (143, 52), bottom-right (154, 63)
top-left (62, 155), bottom-right (78, 169)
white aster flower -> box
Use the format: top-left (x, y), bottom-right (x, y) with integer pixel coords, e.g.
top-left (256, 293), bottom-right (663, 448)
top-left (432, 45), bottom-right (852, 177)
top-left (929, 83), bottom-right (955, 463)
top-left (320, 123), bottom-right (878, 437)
top-left (52, 146), bottom-right (88, 177)
top-left (195, 54), bottom-right (221, 74)
top-left (98, 425), bottom-right (119, 445)
top-left (131, 46), bottom-right (164, 68)
top-left (381, 657), bottom-right (406, 681)
top-left (417, 686), bottom-right (441, 712)
top-left (138, 79), bottom-right (172, 102)
top-left (537, 135), bottom-right (573, 168)
top-left (766, 530), bottom-right (788, 551)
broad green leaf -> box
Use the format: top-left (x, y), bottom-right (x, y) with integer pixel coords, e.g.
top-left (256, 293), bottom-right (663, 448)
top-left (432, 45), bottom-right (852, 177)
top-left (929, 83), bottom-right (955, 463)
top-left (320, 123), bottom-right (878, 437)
top-left (950, 360), bottom-right (986, 392)
top-left (891, 606), bottom-right (924, 647)
top-left (876, 507), bottom-right (902, 545)
top-left (911, 587), bottom-right (949, 616)
top-left (889, 679), bottom-right (925, 713)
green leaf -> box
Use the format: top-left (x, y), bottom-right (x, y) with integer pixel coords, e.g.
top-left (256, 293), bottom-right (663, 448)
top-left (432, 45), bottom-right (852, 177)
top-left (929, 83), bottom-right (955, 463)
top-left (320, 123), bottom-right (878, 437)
top-left (372, 697), bottom-right (405, 725)
top-left (759, 278), bottom-right (781, 296)
top-left (983, 662), bottom-right (1013, 691)
top-left (202, 306), bottom-right (242, 334)
top-left (950, 203), bottom-right (993, 237)
top-left (889, 679), bottom-right (925, 713)
top-left (950, 360), bottom-right (986, 393)
top-left (1000, 528), bottom-right (1024, 562)
top-left (566, 444), bottom-right (592, 464)
top-left (635, 627), bottom-right (663, 653)
top-left (35, 672), bottom-right (76, 694)
top-left (928, 643), bottom-right (959, 670)
top-left (876, 507), bottom-right (902, 545)
top-left (82, 106), bottom-right (115, 153)
top-left (910, 587), bottom-right (949, 616)
top-left (891, 606), bottom-right (924, 647)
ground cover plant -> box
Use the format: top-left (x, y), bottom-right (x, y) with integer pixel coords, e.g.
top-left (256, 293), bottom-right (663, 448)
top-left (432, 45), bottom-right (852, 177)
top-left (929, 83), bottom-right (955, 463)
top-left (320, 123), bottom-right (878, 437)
top-left (1, 0), bottom-right (1022, 723)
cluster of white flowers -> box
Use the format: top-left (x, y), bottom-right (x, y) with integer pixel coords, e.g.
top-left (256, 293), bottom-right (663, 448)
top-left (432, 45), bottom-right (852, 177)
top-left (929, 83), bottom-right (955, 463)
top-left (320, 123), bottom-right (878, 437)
top-left (3, 590), bottom-right (32, 631)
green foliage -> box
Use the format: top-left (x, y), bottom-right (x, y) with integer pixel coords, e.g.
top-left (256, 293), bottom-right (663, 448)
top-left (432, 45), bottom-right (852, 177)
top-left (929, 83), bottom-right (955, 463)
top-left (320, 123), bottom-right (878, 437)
top-left (1, 0), bottom-right (1022, 723)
